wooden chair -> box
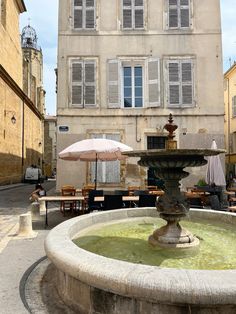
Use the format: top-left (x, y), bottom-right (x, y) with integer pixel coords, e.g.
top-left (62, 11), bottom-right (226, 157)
top-left (81, 187), bottom-right (94, 212)
top-left (60, 187), bottom-right (76, 216)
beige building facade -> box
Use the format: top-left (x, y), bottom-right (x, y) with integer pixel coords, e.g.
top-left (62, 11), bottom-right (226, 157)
top-left (0, 0), bottom-right (44, 185)
top-left (44, 115), bottom-right (57, 177)
top-left (57, 0), bottom-right (225, 190)
top-left (224, 63), bottom-right (236, 180)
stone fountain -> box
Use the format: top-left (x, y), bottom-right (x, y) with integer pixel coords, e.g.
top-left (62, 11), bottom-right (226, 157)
top-left (44, 114), bottom-right (236, 314)
top-left (125, 114), bottom-right (225, 249)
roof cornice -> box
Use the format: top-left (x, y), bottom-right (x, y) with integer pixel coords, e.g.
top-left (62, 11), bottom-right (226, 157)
top-left (224, 63), bottom-right (236, 78)
top-left (15, 0), bottom-right (26, 13)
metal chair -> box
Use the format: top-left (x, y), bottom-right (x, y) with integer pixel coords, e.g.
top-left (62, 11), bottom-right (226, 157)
top-left (88, 190), bottom-right (104, 212)
top-left (138, 194), bottom-right (157, 207)
top-left (103, 195), bottom-right (123, 210)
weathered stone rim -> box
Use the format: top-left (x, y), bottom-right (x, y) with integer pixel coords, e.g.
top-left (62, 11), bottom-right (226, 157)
top-left (45, 208), bottom-right (236, 305)
top-left (123, 148), bottom-right (225, 158)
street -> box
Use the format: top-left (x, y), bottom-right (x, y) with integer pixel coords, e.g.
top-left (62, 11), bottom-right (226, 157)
top-left (0, 180), bottom-right (56, 250)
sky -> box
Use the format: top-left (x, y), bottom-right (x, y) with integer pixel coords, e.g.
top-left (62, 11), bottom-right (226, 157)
top-left (20, 0), bottom-right (236, 116)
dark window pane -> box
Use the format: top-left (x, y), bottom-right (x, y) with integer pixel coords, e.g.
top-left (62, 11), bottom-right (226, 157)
top-left (182, 85), bottom-right (192, 104)
top-left (180, 0), bottom-right (189, 5)
top-left (135, 66), bottom-right (142, 76)
top-left (85, 86), bottom-right (95, 105)
top-left (124, 98), bottom-right (132, 107)
top-left (135, 87), bottom-right (142, 97)
top-left (72, 86), bottom-right (82, 105)
top-left (124, 77), bottom-right (132, 86)
top-left (85, 63), bottom-right (95, 82)
top-left (124, 87), bottom-right (132, 97)
top-left (72, 63), bottom-right (82, 82)
top-left (135, 76), bottom-right (142, 86)
top-left (181, 8), bottom-right (189, 27)
top-left (135, 98), bottom-right (143, 107)
top-left (135, 9), bottom-right (144, 28)
top-left (124, 67), bottom-right (131, 76)
top-left (74, 9), bottom-right (83, 28)
top-left (86, 10), bottom-right (95, 28)
top-left (147, 136), bottom-right (166, 149)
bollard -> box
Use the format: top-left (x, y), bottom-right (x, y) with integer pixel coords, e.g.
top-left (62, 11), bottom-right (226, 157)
top-left (31, 202), bottom-right (42, 221)
top-left (18, 213), bottom-right (35, 237)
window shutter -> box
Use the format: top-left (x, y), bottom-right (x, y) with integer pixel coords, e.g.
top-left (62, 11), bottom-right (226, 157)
top-left (84, 61), bottom-right (96, 107)
top-left (71, 62), bottom-right (83, 106)
top-left (181, 61), bottom-right (193, 106)
top-left (169, 8), bottom-right (178, 28)
top-left (147, 58), bottom-right (160, 107)
top-left (134, 0), bottom-right (144, 29)
top-left (168, 61), bottom-right (180, 107)
top-left (107, 60), bottom-right (120, 108)
top-left (85, 0), bottom-right (95, 29)
top-left (123, 0), bottom-right (132, 29)
top-left (74, 0), bottom-right (83, 29)
top-left (232, 96), bottom-right (236, 117)
top-left (180, 0), bottom-right (190, 28)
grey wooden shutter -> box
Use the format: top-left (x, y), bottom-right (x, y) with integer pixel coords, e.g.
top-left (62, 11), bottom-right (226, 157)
top-left (134, 0), bottom-right (144, 29)
top-left (84, 61), bottom-right (96, 107)
top-left (107, 60), bottom-right (120, 108)
top-left (147, 58), bottom-right (160, 107)
top-left (233, 96), bottom-right (236, 116)
top-left (105, 134), bottom-right (120, 183)
top-left (180, 0), bottom-right (190, 28)
top-left (74, 0), bottom-right (83, 29)
top-left (168, 61), bottom-right (180, 107)
top-left (85, 0), bottom-right (95, 29)
top-left (181, 61), bottom-right (193, 106)
top-left (71, 61), bottom-right (83, 106)
top-left (123, 0), bottom-right (132, 29)
top-left (168, 0), bottom-right (178, 28)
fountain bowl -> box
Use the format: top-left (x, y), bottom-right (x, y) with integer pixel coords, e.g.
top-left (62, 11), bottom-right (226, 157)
top-left (45, 208), bottom-right (236, 314)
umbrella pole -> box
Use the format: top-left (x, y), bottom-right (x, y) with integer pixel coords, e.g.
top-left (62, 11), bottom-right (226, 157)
top-left (95, 153), bottom-right (97, 190)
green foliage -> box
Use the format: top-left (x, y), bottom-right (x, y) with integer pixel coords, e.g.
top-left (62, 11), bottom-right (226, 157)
top-left (197, 178), bottom-right (207, 187)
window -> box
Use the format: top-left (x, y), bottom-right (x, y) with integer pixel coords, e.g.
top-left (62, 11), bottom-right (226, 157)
top-left (70, 59), bottom-right (96, 107)
top-left (147, 136), bottom-right (166, 149)
top-left (166, 58), bottom-right (194, 108)
top-left (122, 0), bottom-right (144, 30)
top-left (91, 134), bottom-right (121, 184)
top-left (123, 65), bottom-right (143, 108)
top-left (232, 96), bottom-right (236, 117)
top-left (107, 58), bottom-right (160, 108)
top-left (73, 0), bottom-right (95, 30)
top-left (168, 0), bottom-right (191, 29)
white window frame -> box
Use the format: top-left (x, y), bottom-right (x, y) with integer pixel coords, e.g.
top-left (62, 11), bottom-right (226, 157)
top-left (121, 60), bottom-right (145, 108)
top-left (122, 0), bottom-right (144, 30)
top-left (165, 57), bottom-right (195, 108)
top-left (73, 0), bottom-right (96, 30)
top-left (167, 0), bottom-right (192, 30)
top-left (69, 58), bottom-right (97, 108)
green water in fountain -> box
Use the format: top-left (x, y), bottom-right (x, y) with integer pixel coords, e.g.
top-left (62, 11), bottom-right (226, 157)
top-left (73, 217), bottom-right (236, 270)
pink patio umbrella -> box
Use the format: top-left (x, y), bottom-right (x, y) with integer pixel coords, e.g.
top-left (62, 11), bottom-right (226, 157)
top-left (59, 138), bottom-right (133, 189)
top-left (205, 140), bottom-right (226, 187)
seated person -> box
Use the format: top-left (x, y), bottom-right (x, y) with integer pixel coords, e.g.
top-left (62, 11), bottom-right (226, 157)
top-left (29, 184), bottom-right (46, 202)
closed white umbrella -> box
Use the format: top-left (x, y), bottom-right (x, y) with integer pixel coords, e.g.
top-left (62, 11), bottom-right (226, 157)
top-left (59, 138), bottom-right (133, 189)
top-left (205, 140), bottom-right (226, 186)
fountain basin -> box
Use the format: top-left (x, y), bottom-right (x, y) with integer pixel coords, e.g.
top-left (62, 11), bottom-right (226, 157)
top-left (45, 208), bottom-right (236, 314)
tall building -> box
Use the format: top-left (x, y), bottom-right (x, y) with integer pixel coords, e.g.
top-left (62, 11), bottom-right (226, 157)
top-left (57, 0), bottom-right (224, 189)
top-left (0, 0), bottom-right (44, 185)
top-left (224, 62), bottom-right (236, 180)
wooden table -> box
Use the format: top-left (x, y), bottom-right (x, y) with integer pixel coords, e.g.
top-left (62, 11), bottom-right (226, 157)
top-left (39, 195), bottom-right (85, 226)
top-left (94, 196), bottom-right (139, 202)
